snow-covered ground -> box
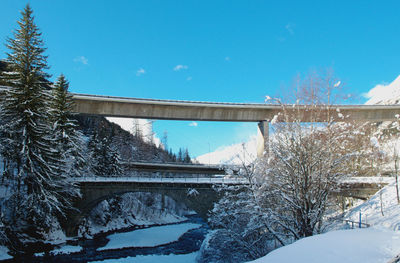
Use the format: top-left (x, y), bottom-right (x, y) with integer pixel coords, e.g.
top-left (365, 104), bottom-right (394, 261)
top-left (343, 182), bottom-right (400, 230)
top-left (90, 252), bottom-right (198, 263)
top-left (98, 223), bottom-right (202, 251)
top-left (251, 228), bottom-right (400, 263)
top-left (250, 181), bottom-right (400, 263)
top-left (50, 245), bottom-right (82, 255)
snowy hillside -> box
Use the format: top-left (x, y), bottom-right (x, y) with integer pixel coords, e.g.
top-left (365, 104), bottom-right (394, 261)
top-left (195, 135), bottom-right (257, 165)
top-left (251, 228), bottom-right (400, 263)
top-left (343, 182), bottom-right (400, 230)
top-left (250, 182), bottom-right (400, 263)
top-left (106, 117), bottom-right (161, 146)
top-left (365, 75), bottom-right (400, 105)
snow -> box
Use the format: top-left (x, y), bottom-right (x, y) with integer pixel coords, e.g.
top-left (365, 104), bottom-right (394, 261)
top-left (79, 192), bottom-right (193, 237)
top-left (0, 246), bottom-right (12, 260)
top-left (106, 117), bottom-right (161, 146)
top-left (251, 228), bottom-right (400, 263)
top-left (340, 176), bottom-right (394, 185)
top-left (46, 219), bottom-right (67, 244)
top-left (343, 182), bottom-right (400, 230)
top-left (251, 182), bottom-right (400, 263)
top-left (89, 252), bottom-right (198, 263)
top-left (365, 75), bottom-right (400, 105)
top-left (50, 245), bottom-right (82, 255)
top-left (195, 135), bottom-right (257, 165)
top-left (98, 223), bottom-right (202, 251)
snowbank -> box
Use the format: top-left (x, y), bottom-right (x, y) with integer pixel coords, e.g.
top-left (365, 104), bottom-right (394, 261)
top-left (251, 228), bottom-right (400, 263)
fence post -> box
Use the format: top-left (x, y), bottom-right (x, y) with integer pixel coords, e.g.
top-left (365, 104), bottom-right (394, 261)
top-left (359, 212), bottom-right (362, 228)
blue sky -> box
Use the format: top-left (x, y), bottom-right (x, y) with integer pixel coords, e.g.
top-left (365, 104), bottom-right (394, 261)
top-left (1, 0), bottom-right (400, 157)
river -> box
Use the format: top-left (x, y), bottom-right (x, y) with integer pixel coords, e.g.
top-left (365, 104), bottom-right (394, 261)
top-left (4, 214), bottom-right (209, 263)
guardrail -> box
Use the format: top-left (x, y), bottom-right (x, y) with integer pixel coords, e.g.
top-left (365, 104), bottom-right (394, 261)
top-left (343, 219), bottom-right (370, 229)
top-left (74, 176), bottom-right (249, 185)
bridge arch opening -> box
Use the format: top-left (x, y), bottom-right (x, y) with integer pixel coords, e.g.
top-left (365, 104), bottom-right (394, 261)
top-left (65, 182), bottom-right (219, 236)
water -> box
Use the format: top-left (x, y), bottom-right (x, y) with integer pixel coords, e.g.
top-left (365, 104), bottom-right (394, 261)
top-left (3, 214), bottom-right (209, 263)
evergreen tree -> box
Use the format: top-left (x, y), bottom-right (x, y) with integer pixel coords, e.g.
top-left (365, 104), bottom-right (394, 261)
top-left (183, 148), bottom-right (191, 163)
top-left (88, 132), bottom-right (123, 176)
top-left (0, 5), bottom-right (79, 248)
top-left (177, 148), bottom-right (183, 163)
top-left (51, 74), bottom-right (87, 177)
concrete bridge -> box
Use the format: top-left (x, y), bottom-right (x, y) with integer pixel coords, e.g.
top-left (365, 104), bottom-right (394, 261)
top-left (71, 93), bottom-right (400, 156)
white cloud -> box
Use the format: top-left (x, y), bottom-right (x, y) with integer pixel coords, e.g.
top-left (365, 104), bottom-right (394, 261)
top-left (189, 121), bottom-right (198, 127)
top-left (73, 56), bottom-right (89, 65)
top-left (136, 68), bottom-right (146, 76)
top-left (173, 65), bottom-right (188, 71)
top-left (364, 75), bottom-right (400, 105)
top-left (186, 76), bottom-right (192, 81)
top-left (285, 23), bottom-right (295, 35)
top-left (277, 36), bottom-right (286, 42)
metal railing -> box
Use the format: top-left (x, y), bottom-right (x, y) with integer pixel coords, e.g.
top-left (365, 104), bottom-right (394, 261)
top-left (74, 176), bottom-right (249, 185)
top-left (343, 219), bottom-right (370, 229)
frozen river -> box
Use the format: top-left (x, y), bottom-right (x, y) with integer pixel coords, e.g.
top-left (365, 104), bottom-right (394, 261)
top-left (6, 214), bottom-right (209, 263)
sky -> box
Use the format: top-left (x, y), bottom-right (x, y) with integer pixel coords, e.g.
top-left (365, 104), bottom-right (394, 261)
top-left (1, 0), bottom-right (400, 157)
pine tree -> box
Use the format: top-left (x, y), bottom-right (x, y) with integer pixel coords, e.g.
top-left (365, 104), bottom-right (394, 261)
top-left (88, 132), bottom-right (123, 176)
top-left (51, 74), bottom-right (87, 177)
top-left (0, 5), bottom-right (79, 248)
top-left (183, 148), bottom-right (191, 163)
top-left (177, 148), bottom-right (183, 163)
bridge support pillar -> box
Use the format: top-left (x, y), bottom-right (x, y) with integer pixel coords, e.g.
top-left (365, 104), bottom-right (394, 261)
top-left (257, 121), bottom-right (269, 158)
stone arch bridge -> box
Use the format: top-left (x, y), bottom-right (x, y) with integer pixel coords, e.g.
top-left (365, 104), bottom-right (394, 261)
top-left (64, 177), bottom-right (245, 236)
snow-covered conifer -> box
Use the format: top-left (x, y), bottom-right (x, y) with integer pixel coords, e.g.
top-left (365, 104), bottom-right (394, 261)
top-left (88, 132), bottom-right (123, 176)
top-left (51, 74), bottom-right (87, 177)
top-left (0, 5), bottom-right (79, 249)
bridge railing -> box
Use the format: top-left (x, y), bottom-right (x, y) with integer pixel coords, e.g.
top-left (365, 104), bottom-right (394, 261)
top-left (74, 176), bottom-right (249, 185)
